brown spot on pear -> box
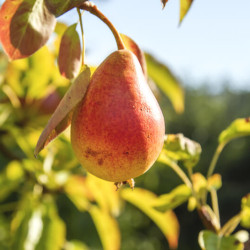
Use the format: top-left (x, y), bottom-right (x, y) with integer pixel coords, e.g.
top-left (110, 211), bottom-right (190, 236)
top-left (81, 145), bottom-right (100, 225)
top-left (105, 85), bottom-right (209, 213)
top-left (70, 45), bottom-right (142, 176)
top-left (71, 49), bottom-right (165, 182)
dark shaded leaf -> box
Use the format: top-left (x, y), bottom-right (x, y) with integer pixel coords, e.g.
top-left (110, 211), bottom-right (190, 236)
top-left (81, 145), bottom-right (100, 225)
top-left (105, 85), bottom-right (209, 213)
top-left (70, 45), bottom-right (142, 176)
top-left (0, 0), bottom-right (56, 60)
top-left (58, 23), bottom-right (82, 79)
top-left (44, 0), bottom-right (87, 17)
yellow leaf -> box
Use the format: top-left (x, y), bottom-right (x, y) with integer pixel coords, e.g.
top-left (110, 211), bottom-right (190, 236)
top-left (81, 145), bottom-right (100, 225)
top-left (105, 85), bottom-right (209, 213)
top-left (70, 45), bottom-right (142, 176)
top-left (121, 188), bottom-right (179, 249)
top-left (180, 0), bottom-right (194, 24)
top-left (89, 206), bottom-right (120, 250)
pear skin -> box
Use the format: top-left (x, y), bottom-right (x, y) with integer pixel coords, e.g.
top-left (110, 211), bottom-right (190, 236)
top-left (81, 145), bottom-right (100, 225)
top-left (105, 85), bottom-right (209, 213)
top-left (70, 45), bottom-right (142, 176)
top-left (71, 49), bottom-right (165, 182)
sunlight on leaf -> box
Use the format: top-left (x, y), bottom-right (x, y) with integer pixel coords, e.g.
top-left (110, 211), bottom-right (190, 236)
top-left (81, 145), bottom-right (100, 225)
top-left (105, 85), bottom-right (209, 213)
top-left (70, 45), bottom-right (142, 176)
top-left (207, 174), bottom-right (222, 191)
top-left (241, 194), bottom-right (250, 229)
top-left (153, 184), bottom-right (192, 212)
top-left (58, 23), bottom-right (82, 79)
top-left (219, 118), bottom-right (250, 145)
top-left (86, 174), bottom-right (121, 216)
top-left (180, 0), bottom-right (194, 24)
top-left (121, 188), bottom-right (179, 249)
top-left (0, 161), bottom-right (24, 201)
top-left (198, 230), bottom-right (245, 250)
top-left (64, 175), bottom-right (92, 211)
top-left (64, 240), bottom-right (89, 250)
top-left (11, 195), bottom-right (65, 250)
top-left (0, 0), bottom-right (56, 60)
top-left (192, 173), bottom-right (207, 199)
top-left (145, 53), bottom-right (184, 113)
top-left (35, 66), bottom-right (91, 156)
top-left (89, 205), bottom-right (120, 250)
top-left (163, 133), bottom-right (201, 168)
top-left (120, 33), bottom-right (147, 76)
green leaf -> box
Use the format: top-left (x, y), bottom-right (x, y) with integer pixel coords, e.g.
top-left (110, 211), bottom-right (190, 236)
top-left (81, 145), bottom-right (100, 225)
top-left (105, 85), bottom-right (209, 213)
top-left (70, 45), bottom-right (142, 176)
top-left (120, 33), bottom-right (147, 76)
top-left (162, 133), bottom-right (202, 168)
top-left (198, 230), bottom-right (244, 250)
top-left (219, 118), bottom-right (250, 145)
top-left (35, 66), bottom-right (91, 156)
top-left (180, 0), bottom-right (194, 24)
top-left (121, 188), bottom-right (179, 249)
top-left (58, 23), bottom-right (82, 79)
top-left (64, 240), bottom-right (89, 250)
top-left (0, 0), bottom-right (56, 60)
top-left (89, 205), bottom-right (120, 250)
top-left (241, 194), bottom-right (250, 228)
top-left (145, 53), bottom-right (184, 113)
top-left (153, 184), bottom-right (192, 212)
top-left (44, 0), bottom-right (86, 17)
top-left (0, 161), bottom-right (24, 201)
top-left (11, 195), bottom-right (65, 250)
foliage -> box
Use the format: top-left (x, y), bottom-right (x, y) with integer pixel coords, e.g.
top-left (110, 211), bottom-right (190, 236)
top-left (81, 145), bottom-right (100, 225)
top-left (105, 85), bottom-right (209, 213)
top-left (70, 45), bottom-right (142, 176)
top-left (0, 0), bottom-right (249, 250)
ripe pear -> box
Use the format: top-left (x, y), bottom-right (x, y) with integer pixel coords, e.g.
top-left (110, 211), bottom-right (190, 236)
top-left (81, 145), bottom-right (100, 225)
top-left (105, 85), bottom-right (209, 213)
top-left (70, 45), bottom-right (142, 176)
top-left (71, 49), bottom-right (165, 183)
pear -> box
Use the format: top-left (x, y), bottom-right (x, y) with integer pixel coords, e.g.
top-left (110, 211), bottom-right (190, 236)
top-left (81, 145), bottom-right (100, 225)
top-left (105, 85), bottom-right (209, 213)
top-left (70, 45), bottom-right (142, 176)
top-left (71, 49), bottom-right (165, 183)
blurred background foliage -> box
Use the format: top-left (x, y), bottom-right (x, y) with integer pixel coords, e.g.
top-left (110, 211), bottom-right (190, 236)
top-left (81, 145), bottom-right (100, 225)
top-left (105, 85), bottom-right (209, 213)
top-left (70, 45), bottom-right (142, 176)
top-left (0, 23), bottom-right (250, 250)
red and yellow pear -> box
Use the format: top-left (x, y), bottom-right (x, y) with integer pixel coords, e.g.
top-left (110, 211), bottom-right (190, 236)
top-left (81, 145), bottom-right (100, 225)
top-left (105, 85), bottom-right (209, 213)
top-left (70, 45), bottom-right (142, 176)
top-left (71, 49), bottom-right (165, 184)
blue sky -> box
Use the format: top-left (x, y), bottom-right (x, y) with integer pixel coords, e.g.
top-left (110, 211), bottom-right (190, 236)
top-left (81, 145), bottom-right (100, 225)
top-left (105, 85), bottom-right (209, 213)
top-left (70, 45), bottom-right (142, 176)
top-left (58, 0), bottom-right (250, 90)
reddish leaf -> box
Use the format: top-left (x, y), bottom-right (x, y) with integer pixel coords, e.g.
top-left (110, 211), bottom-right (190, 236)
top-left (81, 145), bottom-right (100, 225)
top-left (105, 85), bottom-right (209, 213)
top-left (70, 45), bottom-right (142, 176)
top-left (34, 66), bottom-right (91, 156)
top-left (0, 0), bottom-right (56, 60)
top-left (58, 23), bottom-right (82, 79)
top-left (161, 0), bottom-right (169, 9)
top-left (120, 33), bottom-right (147, 77)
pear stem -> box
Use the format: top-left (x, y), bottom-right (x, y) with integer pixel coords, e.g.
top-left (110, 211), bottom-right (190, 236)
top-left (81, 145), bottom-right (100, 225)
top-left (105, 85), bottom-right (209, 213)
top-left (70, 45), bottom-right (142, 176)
top-left (80, 1), bottom-right (126, 50)
top-left (77, 8), bottom-right (85, 65)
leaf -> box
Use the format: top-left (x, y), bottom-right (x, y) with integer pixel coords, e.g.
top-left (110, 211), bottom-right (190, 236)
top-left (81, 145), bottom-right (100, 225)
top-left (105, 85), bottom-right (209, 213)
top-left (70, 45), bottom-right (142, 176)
top-left (86, 174), bottom-right (121, 216)
top-left (58, 23), bottom-right (82, 79)
top-left (198, 230), bottom-right (244, 250)
top-left (180, 0), bottom-right (194, 24)
top-left (145, 53), bottom-right (184, 113)
top-left (0, 161), bottom-right (24, 201)
top-left (153, 184), bottom-right (192, 212)
top-left (162, 133), bottom-right (202, 168)
top-left (120, 33), bottom-right (147, 76)
top-left (11, 195), bottom-right (65, 250)
top-left (192, 173), bottom-right (207, 199)
top-left (64, 240), bottom-right (89, 250)
top-left (0, 0), bottom-right (56, 60)
top-left (207, 174), bottom-right (222, 191)
top-left (34, 66), bottom-right (91, 156)
top-left (64, 175), bottom-right (92, 211)
top-left (89, 205), bottom-right (120, 250)
top-left (219, 118), bottom-right (250, 145)
top-left (44, 0), bottom-right (86, 17)
top-left (121, 188), bottom-right (179, 249)
top-left (241, 194), bottom-right (250, 228)
top-left (161, 0), bottom-right (169, 9)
